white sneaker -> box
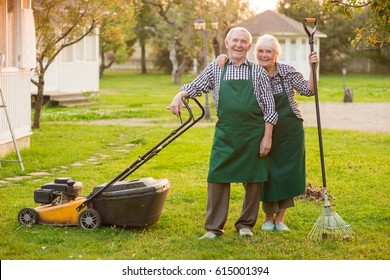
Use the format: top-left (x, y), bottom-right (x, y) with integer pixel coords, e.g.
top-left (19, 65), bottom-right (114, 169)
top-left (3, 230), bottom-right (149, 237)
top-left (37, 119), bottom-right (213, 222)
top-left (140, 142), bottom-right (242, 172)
top-left (199, 232), bottom-right (217, 240)
top-left (239, 228), bottom-right (253, 237)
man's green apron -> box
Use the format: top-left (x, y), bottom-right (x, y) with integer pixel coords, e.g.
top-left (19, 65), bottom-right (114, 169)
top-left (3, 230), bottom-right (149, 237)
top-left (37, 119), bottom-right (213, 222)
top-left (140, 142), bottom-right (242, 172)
top-left (260, 76), bottom-right (306, 201)
top-left (207, 62), bottom-right (268, 183)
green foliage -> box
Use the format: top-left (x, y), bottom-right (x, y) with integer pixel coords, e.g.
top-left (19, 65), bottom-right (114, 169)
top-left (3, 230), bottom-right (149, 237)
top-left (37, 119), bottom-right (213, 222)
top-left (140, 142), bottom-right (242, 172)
top-left (99, 0), bottom-right (136, 71)
top-left (291, 0), bottom-right (390, 49)
top-left (277, 0), bottom-right (390, 73)
top-left (32, 0), bottom-right (137, 128)
top-left (1, 72), bottom-right (389, 260)
top-left (139, 0), bottom-right (253, 81)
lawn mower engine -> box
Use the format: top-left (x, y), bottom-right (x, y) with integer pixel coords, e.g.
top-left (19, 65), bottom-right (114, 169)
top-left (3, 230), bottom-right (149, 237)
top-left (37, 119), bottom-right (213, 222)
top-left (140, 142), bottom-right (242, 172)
top-left (34, 178), bottom-right (83, 205)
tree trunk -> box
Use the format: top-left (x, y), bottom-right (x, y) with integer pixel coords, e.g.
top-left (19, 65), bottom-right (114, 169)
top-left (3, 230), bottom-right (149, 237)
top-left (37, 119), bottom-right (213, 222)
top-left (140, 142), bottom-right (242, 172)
top-left (32, 76), bottom-right (45, 129)
top-left (141, 41), bottom-right (147, 74)
top-left (99, 44), bottom-right (105, 79)
top-left (169, 46), bottom-right (180, 84)
top-left (99, 60), bottom-right (105, 79)
top-left (213, 36), bottom-right (220, 57)
top-left (176, 57), bottom-right (189, 84)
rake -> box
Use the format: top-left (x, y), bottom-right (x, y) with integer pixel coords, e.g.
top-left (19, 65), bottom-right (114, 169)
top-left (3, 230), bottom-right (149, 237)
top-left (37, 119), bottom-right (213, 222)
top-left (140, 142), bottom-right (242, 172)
top-left (303, 18), bottom-right (354, 240)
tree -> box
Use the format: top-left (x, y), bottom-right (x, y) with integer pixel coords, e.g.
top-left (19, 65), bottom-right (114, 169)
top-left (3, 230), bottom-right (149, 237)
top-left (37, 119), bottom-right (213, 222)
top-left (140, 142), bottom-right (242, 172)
top-left (132, 2), bottom-right (157, 74)
top-left (293, 0), bottom-right (390, 49)
top-left (140, 0), bottom-right (252, 83)
top-left (99, 2), bottom-right (136, 78)
top-left (279, 0), bottom-right (389, 72)
top-left (140, 0), bottom-right (201, 83)
top-left (32, 0), bottom-right (135, 129)
top-left (278, 0), bottom-right (357, 72)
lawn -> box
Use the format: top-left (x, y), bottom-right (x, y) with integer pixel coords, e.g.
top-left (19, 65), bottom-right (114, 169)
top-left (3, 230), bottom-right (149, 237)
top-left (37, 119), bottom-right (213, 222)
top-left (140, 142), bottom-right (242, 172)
top-left (311, 72), bottom-right (390, 102)
top-left (0, 72), bottom-right (389, 261)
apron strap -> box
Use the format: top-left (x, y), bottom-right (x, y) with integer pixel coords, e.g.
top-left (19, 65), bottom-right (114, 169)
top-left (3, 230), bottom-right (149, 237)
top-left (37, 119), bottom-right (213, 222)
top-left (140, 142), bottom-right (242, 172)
top-left (277, 73), bottom-right (286, 93)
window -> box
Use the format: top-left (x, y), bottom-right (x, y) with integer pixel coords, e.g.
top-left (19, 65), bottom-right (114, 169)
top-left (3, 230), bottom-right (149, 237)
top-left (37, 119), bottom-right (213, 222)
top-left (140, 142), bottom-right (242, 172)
top-left (0, 0), bottom-right (16, 67)
top-left (290, 39), bottom-right (296, 61)
top-left (1, 0), bottom-right (33, 68)
top-left (279, 39), bottom-right (286, 61)
top-left (86, 33), bottom-right (97, 61)
top-left (62, 45), bottom-right (73, 62)
top-left (301, 39), bottom-right (306, 60)
top-left (75, 39), bottom-right (84, 61)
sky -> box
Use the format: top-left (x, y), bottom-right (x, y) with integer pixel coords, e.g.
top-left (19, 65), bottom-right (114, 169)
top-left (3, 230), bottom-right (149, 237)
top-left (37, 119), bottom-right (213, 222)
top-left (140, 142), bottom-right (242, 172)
top-left (249, 0), bottom-right (278, 13)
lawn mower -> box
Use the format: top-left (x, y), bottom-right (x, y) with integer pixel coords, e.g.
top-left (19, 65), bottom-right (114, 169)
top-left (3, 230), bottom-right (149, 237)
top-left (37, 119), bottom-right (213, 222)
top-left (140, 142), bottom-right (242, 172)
top-left (18, 97), bottom-right (204, 230)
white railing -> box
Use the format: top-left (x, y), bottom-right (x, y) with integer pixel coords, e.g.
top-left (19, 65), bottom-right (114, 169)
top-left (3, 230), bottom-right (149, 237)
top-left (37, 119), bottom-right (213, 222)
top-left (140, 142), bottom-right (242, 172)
top-left (0, 69), bottom-right (32, 146)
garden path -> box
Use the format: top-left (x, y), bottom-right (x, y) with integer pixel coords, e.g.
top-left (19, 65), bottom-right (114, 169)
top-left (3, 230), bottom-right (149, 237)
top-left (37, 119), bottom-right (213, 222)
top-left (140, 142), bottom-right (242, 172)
top-left (89, 102), bottom-right (390, 134)
top-left (1, 102), bottom-right (388, 185)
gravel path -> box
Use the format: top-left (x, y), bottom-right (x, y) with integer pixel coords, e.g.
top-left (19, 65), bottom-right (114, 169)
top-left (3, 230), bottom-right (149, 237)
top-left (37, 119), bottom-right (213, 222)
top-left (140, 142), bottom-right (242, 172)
top-left (298, 102), bottom-right (390, 134)
top-left (87, 102), bottom-right (390, 134)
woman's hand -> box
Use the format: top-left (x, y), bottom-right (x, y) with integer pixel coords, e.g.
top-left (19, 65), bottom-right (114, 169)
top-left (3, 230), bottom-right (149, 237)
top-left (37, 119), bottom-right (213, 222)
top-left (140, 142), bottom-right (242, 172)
top-left (216, 54), bottom-right (228, 68)
top-left (309, 51), bottom-right (319, 68)
top-left (308, 52), bottom-right (320, 92)
top-left (259, 135), bottom-right (272, 157)
top-left (259, 122), bottom-right (273, 157)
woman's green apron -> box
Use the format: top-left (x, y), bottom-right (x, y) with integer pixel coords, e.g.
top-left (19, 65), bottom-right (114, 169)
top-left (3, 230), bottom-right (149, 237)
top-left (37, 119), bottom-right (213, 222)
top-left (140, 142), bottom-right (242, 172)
top-left (260, 76), bottom-right (306, 201)
top-left (207, 62), bottom-right (268, 183)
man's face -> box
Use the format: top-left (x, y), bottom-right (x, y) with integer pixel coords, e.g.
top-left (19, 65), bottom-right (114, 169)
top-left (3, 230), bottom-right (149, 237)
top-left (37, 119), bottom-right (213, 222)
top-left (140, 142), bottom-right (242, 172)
top-left (225, 30), bottom-right (252, 62)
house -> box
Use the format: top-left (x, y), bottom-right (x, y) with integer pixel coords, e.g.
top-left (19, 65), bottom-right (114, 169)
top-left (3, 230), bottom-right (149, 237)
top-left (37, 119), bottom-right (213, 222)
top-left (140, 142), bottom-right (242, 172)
top-left (238, 10), bottom-right (327, 78)
top-left (0, 0), bottom-right (35, 158)
top-left (31, 28), bottom-right (100, 105)
top-left (117, 10), bottom-right (326, 78)
top-left (1, 0), bottom-right (100, 160)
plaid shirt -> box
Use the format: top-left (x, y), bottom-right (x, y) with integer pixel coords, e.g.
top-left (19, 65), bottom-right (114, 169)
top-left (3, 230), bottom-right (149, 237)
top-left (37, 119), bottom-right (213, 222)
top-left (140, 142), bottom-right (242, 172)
top-left (180, 60), bottom-right (278, 124)
top-left (271, 63), bottom-right (315, 119)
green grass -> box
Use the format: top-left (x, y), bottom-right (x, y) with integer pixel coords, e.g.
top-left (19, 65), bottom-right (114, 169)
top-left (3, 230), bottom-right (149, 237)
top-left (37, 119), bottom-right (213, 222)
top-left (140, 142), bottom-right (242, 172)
top-left (307, 72), bottom-right (390, 102)
top-left (0, 72), bottom-right (389, 260)
top-left (38, 72), bottom-right (390, 123)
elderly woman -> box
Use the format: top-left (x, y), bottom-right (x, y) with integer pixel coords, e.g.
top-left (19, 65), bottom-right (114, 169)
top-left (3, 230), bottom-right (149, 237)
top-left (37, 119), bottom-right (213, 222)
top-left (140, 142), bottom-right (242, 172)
top-left (217, 34), bottom-right (319, 231)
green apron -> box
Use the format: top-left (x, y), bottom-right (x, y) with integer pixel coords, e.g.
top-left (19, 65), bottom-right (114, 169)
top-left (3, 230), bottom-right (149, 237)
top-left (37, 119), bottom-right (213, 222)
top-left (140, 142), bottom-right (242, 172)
top-left (207, 63), bottom-right (268, 183)
top-left (260, 76), bottom-right (306, 201)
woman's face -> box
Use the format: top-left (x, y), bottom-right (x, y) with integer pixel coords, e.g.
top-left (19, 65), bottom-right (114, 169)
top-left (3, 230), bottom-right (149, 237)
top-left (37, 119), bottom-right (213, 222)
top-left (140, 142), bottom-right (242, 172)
top-left (255, 45), bottom-right (278, 70)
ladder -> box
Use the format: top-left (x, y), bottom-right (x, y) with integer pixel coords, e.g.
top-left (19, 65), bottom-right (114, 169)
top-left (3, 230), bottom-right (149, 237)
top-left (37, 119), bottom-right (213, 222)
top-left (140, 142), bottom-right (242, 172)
top-left (0, 53), bottom-right (24, 171)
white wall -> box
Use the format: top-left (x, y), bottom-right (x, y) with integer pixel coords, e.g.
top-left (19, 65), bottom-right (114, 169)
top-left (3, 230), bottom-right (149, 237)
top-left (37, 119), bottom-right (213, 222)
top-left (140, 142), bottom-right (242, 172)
top-left (0, 70), bottom-right (32, 146)
top-left (32, 31), bottom-right (100, 94)
top-left (0, 0), bottom-right (34, 156)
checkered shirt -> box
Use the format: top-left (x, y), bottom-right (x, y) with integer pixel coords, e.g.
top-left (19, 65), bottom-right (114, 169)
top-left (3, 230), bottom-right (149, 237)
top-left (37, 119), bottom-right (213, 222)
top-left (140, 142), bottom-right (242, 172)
top-left (180, 60), bottom-right (278, 124)
top-left (271, 63), bottom-right (315, 120)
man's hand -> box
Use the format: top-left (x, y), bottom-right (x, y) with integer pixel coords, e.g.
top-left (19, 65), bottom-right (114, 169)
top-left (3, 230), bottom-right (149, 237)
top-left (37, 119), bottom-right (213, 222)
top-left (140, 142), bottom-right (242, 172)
top-left (168, 91), bottom-right (188, 117)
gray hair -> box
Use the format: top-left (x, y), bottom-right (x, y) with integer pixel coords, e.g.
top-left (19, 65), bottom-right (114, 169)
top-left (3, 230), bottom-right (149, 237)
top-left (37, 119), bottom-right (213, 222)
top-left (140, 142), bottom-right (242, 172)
top-left (254, 34), bottom-right (281, 59)
top-left (225, 27), bottom-right (253, 44)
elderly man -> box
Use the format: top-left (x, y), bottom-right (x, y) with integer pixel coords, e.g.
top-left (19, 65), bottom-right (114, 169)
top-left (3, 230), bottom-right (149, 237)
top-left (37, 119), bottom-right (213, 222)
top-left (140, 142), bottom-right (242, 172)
top-left (168, 27), bottom-right (277, 239)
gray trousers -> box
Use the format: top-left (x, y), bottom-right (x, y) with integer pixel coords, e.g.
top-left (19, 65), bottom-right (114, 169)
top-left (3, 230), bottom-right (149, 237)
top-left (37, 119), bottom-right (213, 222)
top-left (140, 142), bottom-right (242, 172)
top-left (205, 182), bottom-right (261, 235)
top-left (262, 198), bottom-right (295, 214)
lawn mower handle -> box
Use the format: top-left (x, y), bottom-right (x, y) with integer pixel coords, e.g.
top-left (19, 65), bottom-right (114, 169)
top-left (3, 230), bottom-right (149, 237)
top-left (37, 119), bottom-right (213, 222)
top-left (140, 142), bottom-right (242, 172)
top-left (76, 97), bottom-right (205, 212)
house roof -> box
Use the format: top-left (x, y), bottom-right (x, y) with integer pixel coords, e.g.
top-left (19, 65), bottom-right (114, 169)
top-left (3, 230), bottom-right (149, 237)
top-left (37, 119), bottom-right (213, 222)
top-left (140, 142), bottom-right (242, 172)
top-left (238, 10), bottom-right (327, 38)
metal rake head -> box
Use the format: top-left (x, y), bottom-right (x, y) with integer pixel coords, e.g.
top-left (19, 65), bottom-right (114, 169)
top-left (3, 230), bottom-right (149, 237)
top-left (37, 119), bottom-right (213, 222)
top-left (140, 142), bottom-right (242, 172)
top-left (308, 207), bottom-right (354, 241)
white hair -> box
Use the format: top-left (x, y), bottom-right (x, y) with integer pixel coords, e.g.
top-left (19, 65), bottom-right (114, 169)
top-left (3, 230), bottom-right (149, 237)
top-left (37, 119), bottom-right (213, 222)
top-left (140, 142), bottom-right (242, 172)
top-left (254, 34), bottom-right (281, 59)
top-left (225, 27), bottom-right (253, 44)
